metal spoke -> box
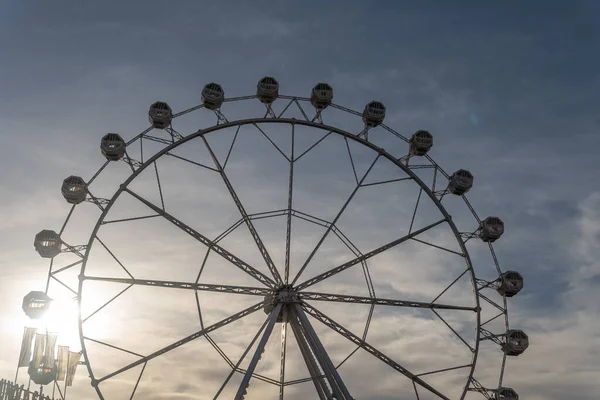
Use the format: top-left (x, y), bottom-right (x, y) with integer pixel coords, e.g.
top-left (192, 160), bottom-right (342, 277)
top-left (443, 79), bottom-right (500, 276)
top-left (235, 304), bottom-right (282, 400)
top-left (285, 124), bottom-right (295, 284)
top-left (59, 205), bottom-right (75, 235)
top-left (296, 218), bottom-right (447, 291)
top-left (223, 124), bottom-right (241, 169)
top-left (360, 177), bottom-right (412, 188)
top-left (411, 237), bottom-right (465, 257)
top-left (83, 276), bottom-right (272, 297)
top-left (416, 363), bottom-right (473, 378)
top-left (95, 236), bottom-right (135, 279)
top-left (195, 247), bottom-right (212, 284)
top-left (277, 98), bottom-right (295, 119)
top-left (125, 188), bottom-right (276, 287)
top-left (166, 151), bottom-right (220, 172)
top-left (51, 259), bottom-right (83, 276)
top-left (252, 123), bottom-right (291, 162)
top-left (201, 136), bottom-right (284, 285)
top-left (302, 303), bottom-right (450, 400)
top-left (143, 134), bottom-right (172, 146)
top-left (153, 161), bottom-right (165, 210)
top-left (431, 269), bottom-right (469, 304)
top-left (82, 284), bottom-right (133, 323)
top-left (98, 300), bottom-right (266, 384)
top-left (293, 131), bottom-right (333, 162)
top-left (84, 337), bottom-right (143, 358)
top-left (87, 160), bottom-right (110, 185)
top-left (50, 275), bottom-right (78, 296)
top-left (293, 99), bottom-right (310, 121)
top-left (481, 311), bottom-right (506, 327)
top-left (129, 361), bottom-right (147, 400)
top-left (409, 188), bottom-right (423, 234)
top-left (431, 309), bottom-right (475, 353)
top-left (101, 214), bottom-right (160, 225)
top-left (344, 136), bottom-right (359, 185)
top-left (292, 154), bottom-right (381, 285)
top-left (299, 292), bottom-right (477, 312)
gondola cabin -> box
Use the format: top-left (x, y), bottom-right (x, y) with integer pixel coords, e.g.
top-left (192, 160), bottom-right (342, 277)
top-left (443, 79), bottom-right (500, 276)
top-left (257, 77), bottom-right (279, 104)
top-left (100, 133), bottom-right (126, 161)
top-left (34, 230), bottom-right (61, 258)
top-left (202, 83), bottom-right (225, 110)
top-left (448, 169), bottom-right (474, 195)
top-left (496, 387), bottom-right (519, 400)
top-left (22, 291), bottom-right (52, 319)
top-left (148, 101), bottom-right (173, 129)
top-left (28, 361), bottom-right (57, 386)
top-left (61, 175), bottom-right (87, 205)
top-left (409, 130), bottom-right (434, 156)
top-left (362, 101), bottom-right (386, 127)
top-left (479, 216), bottom-right (504, 242)
top-left (497, 271), bottom-right (523, 297)
top-left (310, 83), bottom-right (333, 109)
top-left (503, 330), bottom-right (529, 356)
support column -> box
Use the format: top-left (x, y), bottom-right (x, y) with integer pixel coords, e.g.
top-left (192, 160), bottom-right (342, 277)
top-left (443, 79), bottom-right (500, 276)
top-left (292, 304), bottom-right (353, 400)
top-left (288, 314), bottom-right (331, 400)
top-left (234, 303), bottom-right (282, 400)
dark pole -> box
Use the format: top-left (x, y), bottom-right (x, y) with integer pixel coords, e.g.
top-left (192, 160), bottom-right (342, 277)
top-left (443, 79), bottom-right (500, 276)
top-left (15, 327), bottom-right (26, 383)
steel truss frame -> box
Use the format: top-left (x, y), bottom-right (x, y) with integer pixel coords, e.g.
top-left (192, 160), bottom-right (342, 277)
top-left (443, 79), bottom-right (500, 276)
top-left (38, 94), bottom-right (517, 399)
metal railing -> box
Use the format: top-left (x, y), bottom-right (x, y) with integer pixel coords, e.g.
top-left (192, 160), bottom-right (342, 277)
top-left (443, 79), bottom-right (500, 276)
top-left (0, 379), bottom-right (54, 400)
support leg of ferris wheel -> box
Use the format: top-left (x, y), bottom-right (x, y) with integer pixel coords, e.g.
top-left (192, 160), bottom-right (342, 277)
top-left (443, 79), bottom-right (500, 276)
top-left (288, 310), bottom-right (332, 400)
top-left (292, 303), bottom-right (353, 400)
top-left (235, 303), bottom-right (282, 400)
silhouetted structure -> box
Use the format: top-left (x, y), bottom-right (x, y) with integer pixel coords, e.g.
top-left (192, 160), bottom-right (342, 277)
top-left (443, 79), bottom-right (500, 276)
top-left (0, 379), bottom-right (54, 400)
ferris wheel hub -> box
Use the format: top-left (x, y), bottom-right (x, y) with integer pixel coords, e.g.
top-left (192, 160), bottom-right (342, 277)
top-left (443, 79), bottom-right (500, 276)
top-left (264, 285), bottom-right (300, 322)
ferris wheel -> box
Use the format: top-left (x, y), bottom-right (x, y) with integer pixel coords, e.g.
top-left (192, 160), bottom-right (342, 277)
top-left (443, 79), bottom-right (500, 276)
top-left (24, 78), bottom-right (528, 400)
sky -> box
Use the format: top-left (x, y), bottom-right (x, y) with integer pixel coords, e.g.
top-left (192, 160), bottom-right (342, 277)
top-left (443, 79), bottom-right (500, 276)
top-left (0, 1), bottom-right (599, 399)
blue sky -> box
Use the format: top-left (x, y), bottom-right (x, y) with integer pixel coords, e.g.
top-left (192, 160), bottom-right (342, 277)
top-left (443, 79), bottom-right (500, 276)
top-left (0, 1), bottom-right (599, 399)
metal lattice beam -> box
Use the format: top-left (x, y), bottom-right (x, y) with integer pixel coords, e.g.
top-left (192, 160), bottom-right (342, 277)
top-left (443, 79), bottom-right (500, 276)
top-left (299, 292), bottom-right (477, 312)
top-left (96, 300), bottom-right (266, 384)
top-left (82, 276), bottom-right (272, 297)
top-left (296, 218), bottom-right (447, 291)
top-left (303, 303), bottom-right (450, 400)
top-left (124, 188), bottom-right (276, 288)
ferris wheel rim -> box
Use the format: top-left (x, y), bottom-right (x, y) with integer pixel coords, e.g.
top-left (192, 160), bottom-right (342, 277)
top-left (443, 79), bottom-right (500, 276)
top-left (74, 115), bottom-right (483, 399)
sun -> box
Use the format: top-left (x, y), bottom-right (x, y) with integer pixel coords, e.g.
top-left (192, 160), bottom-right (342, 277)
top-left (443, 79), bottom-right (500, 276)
top-left (43, 297), bottom-right (80, 348)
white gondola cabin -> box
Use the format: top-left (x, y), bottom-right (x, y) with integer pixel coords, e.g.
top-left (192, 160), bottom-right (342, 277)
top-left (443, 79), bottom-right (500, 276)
top-left (448, 169), bottom-right (474, 195)
top-left (202, 83), bottom-right (225, 110)
top-left (28, 361), bottom-right (57, 386)
top-left (257, 77), bottom-right (279, 104)
top-left (503, 330), bottom-right (529, 356)
top-left (310, 83), bottom-right (333, 109)
top-left (496, 387), bottom-right (519, 400)
top-left (61, 175), bottom-right (87, 205)
top-left (101, 133), bottom-right (126, 161)
top-left (409, 130), bottom-right (433, 156)
top-left (34, 230), bottom-right (61, 258)
top-left (148, 101), bottom-right (173, 129)
top-left (497, 271), bottom-right (523, 297)
top-left (479, 216), bottom-right (504, 242)
top-left (22, 291), bottom-right (52, 319)
top-left (362, 101), bottom-right (386, 127)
